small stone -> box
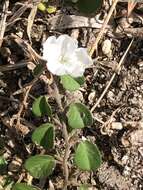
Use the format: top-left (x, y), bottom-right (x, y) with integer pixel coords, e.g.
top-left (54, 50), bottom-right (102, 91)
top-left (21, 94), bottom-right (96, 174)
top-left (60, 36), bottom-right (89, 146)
top-left (122, 155), bottom-right (129, 164)
top-left (8, 157), bottom-right (22, 173)
top-left (111, 122), bottom-right (123, 130)
top-left (107, 91), bottom-right (115, 102)
top-left (88, 91), bottom-right (96, 104)
top-left (102, 39), bottom-right (112, 57)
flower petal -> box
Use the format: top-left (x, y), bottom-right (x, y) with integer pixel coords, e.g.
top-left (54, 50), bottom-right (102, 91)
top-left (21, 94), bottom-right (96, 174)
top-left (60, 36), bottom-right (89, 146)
top-left (74, 48), bottom-right (93, 67)
top-left (56, 35), bottom-right (78, 56)
top-left (47, 60), bottom-right (66, 75)
top-left (42, 34), bottom-right (93, 77)
top-left (65, 61), bottom-right (84, 77)
top-left (43, 36), bottom-right (58, 60)
top-left (64, 48), bottom-right (92, 77)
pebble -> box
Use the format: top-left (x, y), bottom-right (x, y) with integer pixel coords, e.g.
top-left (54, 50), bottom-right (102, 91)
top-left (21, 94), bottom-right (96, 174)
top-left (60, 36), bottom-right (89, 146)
top-left (107, 90), bottom-right (115, 102)
top-left (8, 157), bottom-right (22, 173)
top-left (88, 91), bottom-right (96, 104)
top-left (111, 122), bottom-right (123, 130)
top-left (122, 155), bottom-right (129, 164)
top-left (102, 39), bottom-right (112, 57)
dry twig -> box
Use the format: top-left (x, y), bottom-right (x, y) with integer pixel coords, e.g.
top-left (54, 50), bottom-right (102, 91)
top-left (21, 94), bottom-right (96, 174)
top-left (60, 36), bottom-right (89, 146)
top-left (27, 4), bottom-right (38, 42)
top-left (7, 3), bottom-right (29, 26)
top-left (48, 15), bottom-right (110, 30)
top-left (0, 0), bottom-right (9, 47)
top-left (91, 38), bottom-right (134, 113)
top-left (0, 60), bottom-right (30, 72)
top-left (89, 0), bottom-right (119, 56)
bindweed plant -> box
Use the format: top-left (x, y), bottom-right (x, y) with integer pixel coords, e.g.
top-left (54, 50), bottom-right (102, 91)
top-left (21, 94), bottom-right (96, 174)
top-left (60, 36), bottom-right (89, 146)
top-left (13, 35), bottom-right (102, 190)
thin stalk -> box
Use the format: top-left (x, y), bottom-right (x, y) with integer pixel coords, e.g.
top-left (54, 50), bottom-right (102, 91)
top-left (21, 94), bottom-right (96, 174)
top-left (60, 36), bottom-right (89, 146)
top-left (52, 82), bottom-right (70, 190)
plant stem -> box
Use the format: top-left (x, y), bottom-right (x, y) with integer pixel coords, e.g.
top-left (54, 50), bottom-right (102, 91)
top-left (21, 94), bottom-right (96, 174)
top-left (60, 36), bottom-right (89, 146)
top-left (52, 81), bottom-right (70, 190)
top-left (62, 122), bottom-right (70, 190)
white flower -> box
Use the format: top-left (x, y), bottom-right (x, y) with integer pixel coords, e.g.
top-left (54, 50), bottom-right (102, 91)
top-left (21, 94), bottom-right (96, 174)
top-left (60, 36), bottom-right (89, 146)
top-left (43, 34), bottom-right (92, 77)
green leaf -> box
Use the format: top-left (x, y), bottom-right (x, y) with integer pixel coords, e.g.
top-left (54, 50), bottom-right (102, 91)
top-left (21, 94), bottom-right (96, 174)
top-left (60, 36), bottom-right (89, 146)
top-left (60, 75), bottom-right (81, 91)
top-left (75, 76), bottom-right (85, 86)
top-left (2, 176), bottom-right (14, 189)
top-left (67, 104), bottom-right (84, 129)
top-left (25, 155), bottom-right (55, 179)
top-left (38, 3), bottom-right (46, 12)
top-left (13, 183), bottom-right (38, 190)
top-left (32, 96), bottom-right (52, 117)
top-left (67, 103), bottom-right (92, 129)
top-left (32, 123), bottom-right (54, 149)
top-left (77, 0), bottom-right (102, 14)
top-left (79, 185), bottom-right (89, 190)
top-left (74, 140), bottom-right (102, 171)
top-left (46, 6), bottom-right (57, 14)
top-left (0, 156), bottom-right (7, 173)
top-left (33, 62), bottom-right (46, 76)
top-left (75, 103), bottom-right (92, 126)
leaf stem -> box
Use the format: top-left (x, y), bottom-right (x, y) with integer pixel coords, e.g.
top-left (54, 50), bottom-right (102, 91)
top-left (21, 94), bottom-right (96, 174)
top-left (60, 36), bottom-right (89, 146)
top-left (52, 81), bottom-right (70, 190)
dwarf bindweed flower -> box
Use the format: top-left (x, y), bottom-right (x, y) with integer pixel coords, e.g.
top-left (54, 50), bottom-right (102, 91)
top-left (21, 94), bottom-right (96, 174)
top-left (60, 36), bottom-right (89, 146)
top-left (43, 34), bottom-right (92, 77)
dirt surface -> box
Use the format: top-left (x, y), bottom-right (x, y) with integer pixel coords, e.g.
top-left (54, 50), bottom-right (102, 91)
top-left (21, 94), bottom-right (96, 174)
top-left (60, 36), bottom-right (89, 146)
top-left (0, 0), bottom-right (143, 189)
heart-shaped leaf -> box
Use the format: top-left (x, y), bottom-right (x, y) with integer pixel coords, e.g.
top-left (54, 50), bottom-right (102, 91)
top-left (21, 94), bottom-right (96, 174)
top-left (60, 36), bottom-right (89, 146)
top-left (32, 96), bottom-right (52, 117)
top-left (24, 155), bottom-right (55, 179)
top-left (67, 104), bottom-right (84, 129)
top-left (67, 103), bottom-right (92, 129)
top-left (60, 75), bottom-right (84, 91)
top-left (32, 123), bottom-right (54, 149)
top-left (13, 183), bottom-right (38, 190)
top-left (75, 103), bottom-right (93, 126)
top-left (77, 0), bottom-right (102, 14)
top-left (74, 140), bottom-right (102, 171)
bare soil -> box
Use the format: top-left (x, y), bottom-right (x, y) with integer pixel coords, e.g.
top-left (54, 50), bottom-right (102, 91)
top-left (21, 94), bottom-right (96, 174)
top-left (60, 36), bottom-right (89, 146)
top-left (0, 0), bottom-right (143, 189)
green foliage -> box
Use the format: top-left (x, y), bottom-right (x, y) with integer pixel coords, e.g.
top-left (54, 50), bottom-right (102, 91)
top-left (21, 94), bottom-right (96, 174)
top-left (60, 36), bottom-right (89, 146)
top-left (25, 155), bottom-right (55, 179)
top-left (74, 140), bottom-right (102, 171)
top-left (60, 75), bottom-right (84, 91)
top-left (67, 104), bottom-right (84, 129)
top-left (13, 183), bottom-right (38, 190)
top-left (77, 0), bottom-right (102, 14)
top-left (33, 63), bottom-right (46, 76)
top-left (46, 6), bottom-right (57, 14)
top-left (67, 103), bottom-right (92, 129)
top-left (0, 176), bottom-right (14, 189)
top-left (0, 156), bottom-right (7, 173)
top-left (32, 96), bottom-right (52, 117)
top-left (79, 185), bottom-right (89, 190)
top-left (32, 123), bottom-right (55, 149)
top-left (38, 3), bottom-right (46, 12)
top-left (74, 76), bottom-right (85, 86)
